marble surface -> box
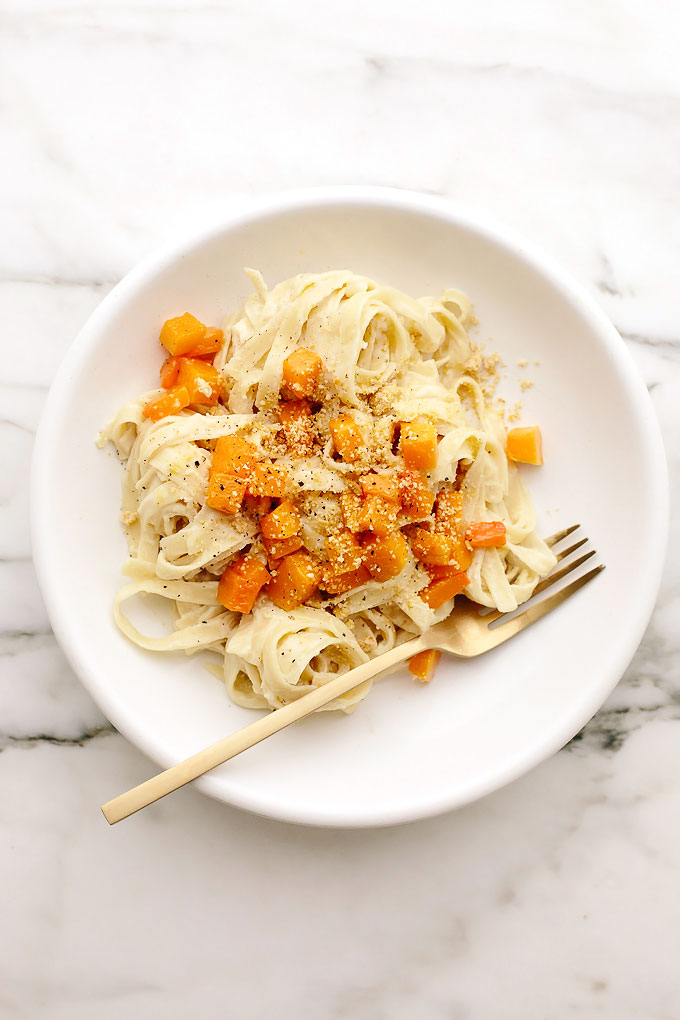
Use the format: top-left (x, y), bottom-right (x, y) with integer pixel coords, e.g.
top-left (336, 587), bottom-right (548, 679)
top-left (2, 1), bottom-right (678, 1017)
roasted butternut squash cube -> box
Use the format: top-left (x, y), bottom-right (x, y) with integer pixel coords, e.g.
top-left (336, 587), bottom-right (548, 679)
top-left (206, 473), bottom-right (247, 515)
top-left (426, 564), bottom-right (468, 580)
top-left (399, 421), bottom-right (438, 472)
top-left (360, 473), bottom-right (399, 503)
top-left (159, 313), bottom-right (207, 356)
top-left (217, 555), bottom-right (270, 614)
top-left (277, 399), bottom-right (312, 424)
top-left (248, 461), bottom-right (287, 498)
top-left (212, 435), bottom-right (258, 478)
top-left (408, 528), bottom-right (455, 566)
top-left (185, 326), bottom-right (224, 358)
top-left (265, 552), bottom-right (321, 610)
top-left (243, 493), bottom-right (272, 517)
top-left (325, 529), bottom-right (365, 573)
top-left (506, 426), bottom-right (543, 465)
top-left (420, 570), bottom-right (469, 609)
top-left (362, 494), bottom-right (399, 538)
top-left (398, 470), bottom-right (435, 520)
top-left (260, 499), bottom-right (300, 541)
top-left (466, 521), bottom-right (507, 548)
top-left (408, 648), bottom-right (441, 683)
top-left (262, 534), bottom-right (303, 562)
top-left (434, 491), bottom-right (463, 534)
top-left (177, 358), bottom-right (221, 405)
top-left (142, 385), bottom-right (191, 422)
top-left (282, 347), bottom-right (323, 398)
top-left (329, 415), bottom-right (363, 463)
top-left (362, 531), bottom-right (409, 582)
top-left (321, 564), bottom-right (371, 595)
top-left (160, 355), bottom-right (182, 389)
top-left (277, 399), bottom-right (314, 455)
top-left (435, 491), bottom-right (473, 570)
top-left (340, 492), bottom-right (369, 533)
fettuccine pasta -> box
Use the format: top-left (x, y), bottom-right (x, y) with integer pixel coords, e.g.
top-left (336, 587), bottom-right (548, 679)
top-left (98, 269), bottom-right (555, 712)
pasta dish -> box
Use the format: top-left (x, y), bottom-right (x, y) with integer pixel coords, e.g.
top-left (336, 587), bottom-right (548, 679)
top-left (98, 269), bottom-right (555, 712)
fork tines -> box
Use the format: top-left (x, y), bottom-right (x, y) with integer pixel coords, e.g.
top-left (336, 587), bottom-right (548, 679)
top-left (529, 523), bottom-right (603, 598)
top-left (530, 525), bottom-right (599, 598)
top-left (476, 525), bottom-right (605, 647)
top-left (489, 524), bottom-right (604, 633)
top-left (544, 523), bottom-right (580, 547)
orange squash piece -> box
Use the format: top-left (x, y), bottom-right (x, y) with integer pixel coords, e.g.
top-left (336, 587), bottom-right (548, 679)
top-left (507, 426), bottom-right (543, 465)
top-left (243, 493), bottom-right (272, 517)
top-left (362, 494), bottom-right (399, 538)
top-left (340, 492), bottom-right (399, 538)
top-left (159, 313), bottom-right (207, 356)
top-left (420, 570), bottom-right (469, 609)
top-left (260, 499), bottom-right (300, 541)
top-left (340, 492), bottom-right (368, 533)
top-left (408, 528), bottom-right (455, 566)
top-left (185, 326), bottom-right (224, 358)
top-left (160, 355), bottom-right (182, 389)
top-left (398, 470), bottom-right (435, 520)
top-left (265, 551), bottom-right (321, 610)
top-left (212, 436), bottom-right (258, 478)
top-left (408, 648), bottom-right (441, 684)
top-left (360, 474), bottom-right (399, 503)
top-left (329, 415), bottom-right (364, 463)
top-left (426, 564), bottom-right (466, 580)
top-left (277, 399), bottom-right (314, 455)
top-left (426, 563), bottom-right (451, 577)
top-left (321, 564), bottom-right (371, 595)
top-left (325, 529), bottom-right (365, 573)
top-left (435, 491), bottom-right (462, 533)
top-left (278, 399), bottom-right (312, 424)
top-left (399, 421), bottom-right (438, 472)
top-left (466, 521), bottom-right (507, 548)
top-left (248, 461), bottom-right (287, 499)
top-left (177, 358), bottom-right (221, 405)
top-left (362, 531), bottom-right (409, 582)
top-left (435, 491), bottom-right (473, 570)
top-left (282, 347), bottom-right (323, 398)
top-left (217, 555), bottom-right (271, 614)
top-left (142, 385), bottom-right (191, 422)
top-left (339, 493), bottom-right (401, 538)
top-left (206, 473), bottom-right (247, 515)
top-left (262, 534), bottom-right (303, 561)
top-left (450, 539), bottom-right (472, 572)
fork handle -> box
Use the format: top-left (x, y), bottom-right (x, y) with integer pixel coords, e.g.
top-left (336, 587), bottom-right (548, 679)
top-left (101, 634), bottom-right (427, 824)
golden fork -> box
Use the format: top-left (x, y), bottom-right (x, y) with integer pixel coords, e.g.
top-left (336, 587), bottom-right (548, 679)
top-left (102, 524), bottom-right (603, 824)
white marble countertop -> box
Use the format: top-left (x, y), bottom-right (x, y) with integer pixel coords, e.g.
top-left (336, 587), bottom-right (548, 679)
top-left (2, 2), bottom-right (678, 1017)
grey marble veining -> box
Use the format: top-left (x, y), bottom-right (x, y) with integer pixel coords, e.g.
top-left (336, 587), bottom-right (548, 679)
top-left (1, 2), bottom-right (678, 1017)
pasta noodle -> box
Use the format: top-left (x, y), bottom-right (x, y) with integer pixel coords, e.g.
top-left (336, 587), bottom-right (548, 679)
top-left (98, 269), bottom-right (556, 713)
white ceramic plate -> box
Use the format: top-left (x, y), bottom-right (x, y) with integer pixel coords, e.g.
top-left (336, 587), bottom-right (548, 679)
top-left (31, 188), bottom-right (668, 827)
